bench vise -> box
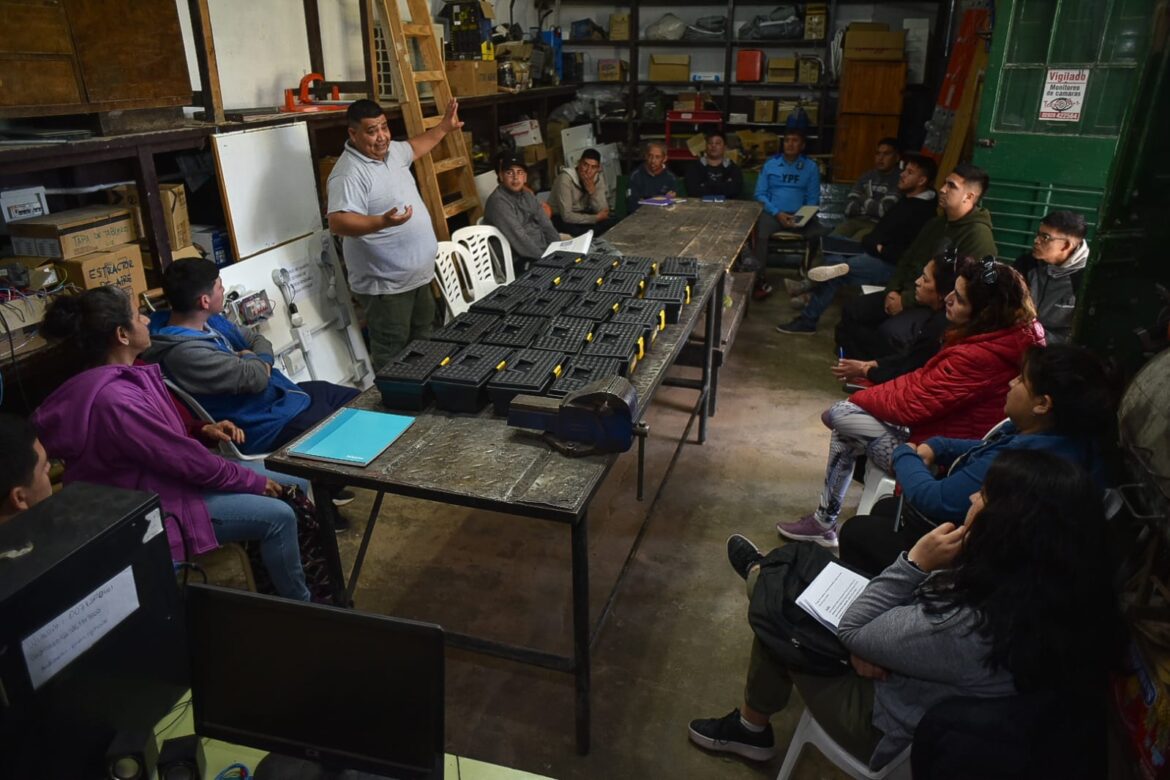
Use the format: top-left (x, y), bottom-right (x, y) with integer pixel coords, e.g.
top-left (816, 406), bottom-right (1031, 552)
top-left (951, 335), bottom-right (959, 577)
top-left (507, 377), bottom-right (638, 455)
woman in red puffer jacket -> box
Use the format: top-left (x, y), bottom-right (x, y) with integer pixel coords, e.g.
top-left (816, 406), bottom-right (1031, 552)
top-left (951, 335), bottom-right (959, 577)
top-left (778, 255), bottom-right (1044, 548)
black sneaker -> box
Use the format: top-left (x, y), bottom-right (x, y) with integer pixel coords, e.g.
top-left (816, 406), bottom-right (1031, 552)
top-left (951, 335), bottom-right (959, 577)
top-left (688, 709), bottom-right (776, 761)
top-left (726, 534), bottom-right (763, 580)
top-left (331, 488), bottom-right (356, 507)
top-left (775, 318), bottom-right (816, 335)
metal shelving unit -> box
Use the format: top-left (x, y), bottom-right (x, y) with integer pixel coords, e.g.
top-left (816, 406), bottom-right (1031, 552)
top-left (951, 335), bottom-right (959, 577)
top-left (559, 0), bottom-right (840, 160)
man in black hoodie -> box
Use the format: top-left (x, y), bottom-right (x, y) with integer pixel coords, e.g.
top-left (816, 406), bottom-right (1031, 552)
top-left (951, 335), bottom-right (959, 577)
top-left (1012, 211), bottom-right (1089, 344)
top-left (776, 154), bottom-right (938, 334)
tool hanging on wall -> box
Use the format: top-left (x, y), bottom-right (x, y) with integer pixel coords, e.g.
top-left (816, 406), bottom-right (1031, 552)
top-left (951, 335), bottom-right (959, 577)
top-left (373, 0), bottom-right (482, 240)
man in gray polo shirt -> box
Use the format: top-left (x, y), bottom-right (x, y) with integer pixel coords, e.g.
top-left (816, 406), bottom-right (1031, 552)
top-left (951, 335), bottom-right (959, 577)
top-left (327, 98), bottom-right (463, 369)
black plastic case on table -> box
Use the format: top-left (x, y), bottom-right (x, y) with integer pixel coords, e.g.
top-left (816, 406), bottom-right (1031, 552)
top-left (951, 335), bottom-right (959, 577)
top-left (602, 270), bottom-right (646, 299)
top-left (531, 315), bottom-right (596, 354)
top-left (534, 250), bottom-right (586, 269)
top-left (558, 267), bottom-right (606, 293)
top-left (548, 354), bottom-right (625, 398)
top-left (513, 288), bottom-right (580, 318)
top-left (375, 339), bottom-right (462, 411)
top-left (612, 299), bottom-right (667, 348)
top-left (429, 344), bottom-right (514, 413)
top-left (643, 277), bottom-right (691, 323)
top-left (561, 291), bottom-right (625, 322)
top-left (486, 348), bottom-right (567, 415)
top-left (468, 284), bottom-right (536, 315)
top-left (511, 265), bottom-right (564, 289)
top-left (480, 314), bottom-right (549, 348)
top-left (430, 311), bottom-right (499, 344)
top-left (612, 256), bottom-right (657, 277)
top-left (660, 256), bottom-right (700, 288)
top-left (581, 321), bottom-right (644, 376)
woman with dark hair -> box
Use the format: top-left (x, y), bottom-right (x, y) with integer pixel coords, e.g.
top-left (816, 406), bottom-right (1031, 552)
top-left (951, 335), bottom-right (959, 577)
top-left (840, 343), bottom-right (1114, 575)
top-left (779, 256), bottom-right (1044, 548)
top-left (690, 450), bottom-right (1118, 773)
top-left (831, 255), bottom-right (957, 386)
top-left (31, 286), bottom-right (311, 601)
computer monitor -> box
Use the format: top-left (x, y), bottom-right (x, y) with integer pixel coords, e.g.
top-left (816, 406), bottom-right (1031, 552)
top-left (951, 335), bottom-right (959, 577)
top-left (186, 584), bottom-right (444, 779)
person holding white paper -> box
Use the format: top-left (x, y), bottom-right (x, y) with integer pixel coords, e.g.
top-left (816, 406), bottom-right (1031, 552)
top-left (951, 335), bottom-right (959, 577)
top-left (689, 450), bottom-right (1118, 773)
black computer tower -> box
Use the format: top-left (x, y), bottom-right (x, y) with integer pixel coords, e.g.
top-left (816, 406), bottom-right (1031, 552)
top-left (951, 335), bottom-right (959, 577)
top-left (0, 483), bottom-right (189, 778)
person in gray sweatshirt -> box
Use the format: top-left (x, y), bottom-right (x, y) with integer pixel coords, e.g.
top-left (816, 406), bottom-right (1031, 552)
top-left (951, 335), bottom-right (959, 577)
top-left (483, 153), bottom-right (560, 269)
top-left (689, 449), bottom-right (1117, 773)
top-left (1012, 210), bottom-right (1089, 344)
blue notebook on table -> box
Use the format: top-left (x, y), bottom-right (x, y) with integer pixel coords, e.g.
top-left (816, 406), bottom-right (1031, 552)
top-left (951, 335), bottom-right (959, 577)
top-left (287, 407), bottom-right (413, 467)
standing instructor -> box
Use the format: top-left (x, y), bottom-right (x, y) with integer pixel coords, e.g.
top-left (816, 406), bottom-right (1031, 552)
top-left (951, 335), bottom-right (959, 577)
top-left (327, 98), bottom-right (463, 369)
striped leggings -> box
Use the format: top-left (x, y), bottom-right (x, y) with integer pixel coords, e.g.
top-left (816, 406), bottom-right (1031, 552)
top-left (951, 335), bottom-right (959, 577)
top-left (815, 401), bottom-right (909, 527)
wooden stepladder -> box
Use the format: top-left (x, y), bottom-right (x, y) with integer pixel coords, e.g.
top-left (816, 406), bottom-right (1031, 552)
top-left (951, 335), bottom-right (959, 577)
top-left (373, 0), bottom-right (482, 240)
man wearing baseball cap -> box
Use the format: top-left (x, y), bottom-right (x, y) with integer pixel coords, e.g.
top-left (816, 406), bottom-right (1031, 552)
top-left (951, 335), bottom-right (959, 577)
top-left (549, 148), bottom-right (616, 236)
top-left (483, 153), bottom-right (561, 269)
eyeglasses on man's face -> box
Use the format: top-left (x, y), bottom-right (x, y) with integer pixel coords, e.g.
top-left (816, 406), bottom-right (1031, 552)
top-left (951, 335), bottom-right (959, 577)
top-left (1034, 231), bottom-right (1070, 245)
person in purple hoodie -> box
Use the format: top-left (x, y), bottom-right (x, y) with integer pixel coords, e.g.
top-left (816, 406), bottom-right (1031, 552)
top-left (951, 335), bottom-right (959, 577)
top-left (32, 286), bottom-right (310, 601)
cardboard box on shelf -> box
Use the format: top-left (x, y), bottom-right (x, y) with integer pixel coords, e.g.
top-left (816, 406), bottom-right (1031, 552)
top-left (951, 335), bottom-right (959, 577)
top-left (777, 101), bottom-right (820, 125)
top-left (140, 242), bottom-right (202, 270)
top-left (736, 130), bottom-right (780, 160)
top-left (688, 133), bottom-right (714, 157)
top-left (191, 225), bottom-right (232, 268)
top-left (729, 112), bottom-right (748, 124)
top-left (844, 28), bottom-right (907, 61)
top-left (108, 183), bottom-right (191, 250)
top-left (60, 242), bottom-right (148, 302)
top-left (446, 60), bottom-right (498, 96)
top-left (9, 205), bottom-right (136, 260)
top-left (673, 91), bottom-right (712, 111)
top-left (752, 99), bottom-right (775, 123)
top-left (598, 59), bottom-right (628, 82)
top-left (804, 3), bottom-right (828, 40)
top-left (736, 49), bottom-right (764, 82)
top-left (0, 186), bottom-right (48, 230)
top-left (500, 119), bottom-right (542, 147)
top-left (609, 12), bottom-right (630, 41)
top-left (797, 57), bottom-right (822, 85)
top-left (766, 57), bottom-right (797, 83)
top-left (648, 54), bottom-right (690, 82)
top-left (521, 143), bottom-right (548, 164)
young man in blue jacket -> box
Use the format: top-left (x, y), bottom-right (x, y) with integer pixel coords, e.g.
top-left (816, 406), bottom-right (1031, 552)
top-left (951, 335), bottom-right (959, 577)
top-left (143, 259), bottom-right (360, 457)
top-left (748, 128), bottom-right (820, 299)
top-left (838, 343), bottom-right (1113, 575)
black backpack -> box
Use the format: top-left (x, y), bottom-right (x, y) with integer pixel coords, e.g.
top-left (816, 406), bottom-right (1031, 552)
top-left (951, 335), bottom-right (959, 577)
top-left (747, 542), bottom-right (854, 676)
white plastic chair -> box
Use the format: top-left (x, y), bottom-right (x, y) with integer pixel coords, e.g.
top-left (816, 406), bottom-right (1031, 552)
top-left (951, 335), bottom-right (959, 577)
top-left (163, 379), bottom-right (269, 462)
top-left (856, 418), bottom-right (1013, 516)
top-left (452, 224), bottom-right (516, 284)
top-left (777, 708), bottom-right (912, 780)
top-left (434, 241), bottom-right (473, 321)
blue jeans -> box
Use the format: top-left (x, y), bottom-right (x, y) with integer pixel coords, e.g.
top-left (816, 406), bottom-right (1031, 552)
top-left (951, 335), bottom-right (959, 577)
top-left (203, 462), bottom-right (312, 601)
top-left (800, 253), bottom-right (895, 327)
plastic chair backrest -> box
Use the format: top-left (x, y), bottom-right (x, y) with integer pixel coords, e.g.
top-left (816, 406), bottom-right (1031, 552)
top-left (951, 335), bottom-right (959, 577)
top-left (450, 233), bottom-right (500, 300)
top-left (434, 241), bottom-right (473, 321)
top-left (163, 378), bottom-right (269, 461)
top-left (452, 224), bottom-right (516, 284)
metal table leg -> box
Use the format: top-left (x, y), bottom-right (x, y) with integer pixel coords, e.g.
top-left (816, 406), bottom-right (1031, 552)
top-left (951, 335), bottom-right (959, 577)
top-left (698, 276), bottom-right (720, 444)
top-left (312, 479), bottom-right (349, 606)
top-left (345, 491), bottom-right (385, 604)
top-left (572, 511), bottom-right (591, 755)
top-left (709, 270), bottom-right (726, 417)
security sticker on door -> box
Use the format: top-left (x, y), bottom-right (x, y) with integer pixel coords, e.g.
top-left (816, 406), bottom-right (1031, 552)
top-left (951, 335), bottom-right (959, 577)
top-left (1038, 69), bottom-right (1088, 122)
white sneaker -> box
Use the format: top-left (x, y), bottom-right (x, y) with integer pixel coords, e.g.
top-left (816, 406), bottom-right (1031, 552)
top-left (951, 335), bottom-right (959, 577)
top-left (783, 277), bottom-right (810, 296)
top-left (808, 263), bottom-right (851, 283)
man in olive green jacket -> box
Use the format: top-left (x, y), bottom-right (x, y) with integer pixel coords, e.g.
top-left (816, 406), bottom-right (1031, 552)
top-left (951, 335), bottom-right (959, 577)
top-left (836, 163), bottom-right (998, 359)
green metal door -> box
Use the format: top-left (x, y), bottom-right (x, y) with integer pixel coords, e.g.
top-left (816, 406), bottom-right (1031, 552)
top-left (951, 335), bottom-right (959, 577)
top-left (972, 0), bottom-right (1153, 258)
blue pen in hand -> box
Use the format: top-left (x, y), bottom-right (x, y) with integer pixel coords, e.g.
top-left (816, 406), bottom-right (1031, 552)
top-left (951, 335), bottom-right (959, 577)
top-left (838, 347), bottom-right (845, 362)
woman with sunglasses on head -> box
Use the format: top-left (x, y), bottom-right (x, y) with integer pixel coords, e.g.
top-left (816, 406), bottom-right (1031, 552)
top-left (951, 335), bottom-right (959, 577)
top-left (778, 256), bottom-right (1043, 548)
top-left (691, 450), bottom-right (1119, 776)
top-left (831, 254), bottom-right (958, 388)
top-left (32, 286), bottom-right (312, 601)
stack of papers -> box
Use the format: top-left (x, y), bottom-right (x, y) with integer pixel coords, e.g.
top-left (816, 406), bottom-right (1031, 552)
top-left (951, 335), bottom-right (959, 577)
top-left (794, 561), bottom-right (871, 631)
top-left (542, 230), bottom-right (592, 258)
top-left (637, 197), bottom-right (687, 207)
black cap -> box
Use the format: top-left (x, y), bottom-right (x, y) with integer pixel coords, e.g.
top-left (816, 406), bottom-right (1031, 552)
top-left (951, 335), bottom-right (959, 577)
top-left (498, 154), bottom-right (526, 173)
top-left (580, 148), bottom-right (601, 162)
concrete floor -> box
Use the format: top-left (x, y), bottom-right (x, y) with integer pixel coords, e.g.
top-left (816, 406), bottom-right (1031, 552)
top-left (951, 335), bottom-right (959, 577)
top-left (330, 269), bottom-right (859, 779)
